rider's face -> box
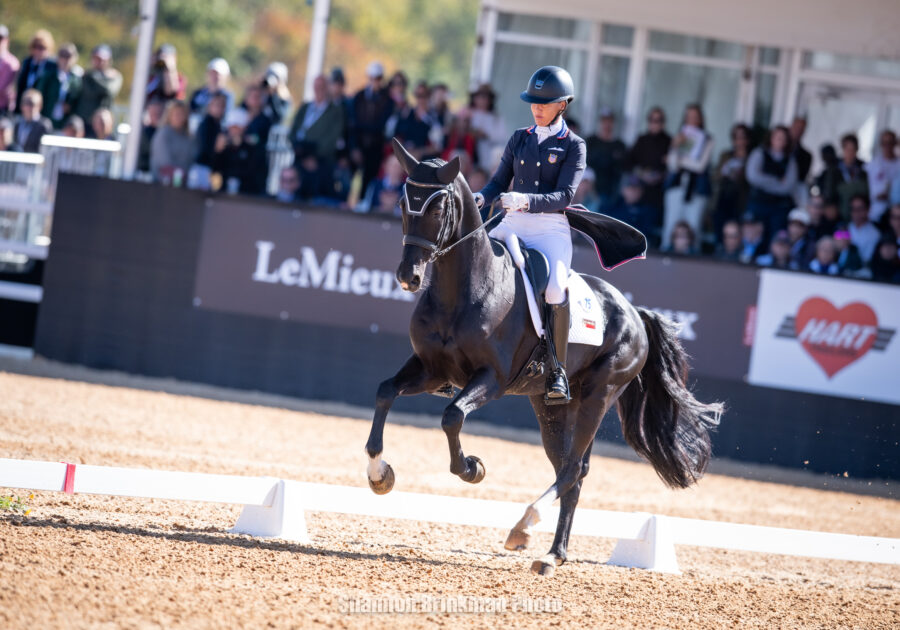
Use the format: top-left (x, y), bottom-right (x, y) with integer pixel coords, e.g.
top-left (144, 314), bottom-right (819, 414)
top-left (530, 102), bottom-right (566, 127)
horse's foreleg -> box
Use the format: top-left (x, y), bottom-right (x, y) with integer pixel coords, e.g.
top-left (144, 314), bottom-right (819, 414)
top-left (442, 367), bottom-right (499, 483)
top-left (366, 355), bottom-right (434, 494)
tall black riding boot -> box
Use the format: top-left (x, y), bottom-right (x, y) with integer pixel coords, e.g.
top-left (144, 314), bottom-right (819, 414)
top-left (544, 297), bottom-right (571, 405)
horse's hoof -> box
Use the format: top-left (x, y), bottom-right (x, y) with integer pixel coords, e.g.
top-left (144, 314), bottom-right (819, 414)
top-left (367, 463), bottom-right (395, 495)
top-left (531, 555), bottom-right (562, 577)
top-left (460, 455), bottom-right (486, 484)
top-left (504, 528), bottom-right (530, 551)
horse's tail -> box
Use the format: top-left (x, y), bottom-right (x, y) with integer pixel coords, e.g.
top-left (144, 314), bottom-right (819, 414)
top-left (616, 307), bottom-right (723, 489)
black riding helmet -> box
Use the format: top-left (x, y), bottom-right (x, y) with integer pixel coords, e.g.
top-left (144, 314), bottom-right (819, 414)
top-left (520, 66), bottom-right (575, 104)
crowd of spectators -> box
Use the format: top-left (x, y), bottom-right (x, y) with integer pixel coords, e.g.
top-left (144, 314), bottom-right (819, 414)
top-left (582, 105), bottom-right (900, 283)
top-left (1, 25), bottom-right (898, 283)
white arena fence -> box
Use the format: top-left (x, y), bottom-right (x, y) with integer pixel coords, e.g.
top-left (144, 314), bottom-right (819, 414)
top-left (1, 457), bottom-right (897, 574)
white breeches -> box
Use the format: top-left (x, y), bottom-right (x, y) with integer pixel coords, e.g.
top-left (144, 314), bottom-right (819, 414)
top-left (489, 211), bottom-right (572, 304)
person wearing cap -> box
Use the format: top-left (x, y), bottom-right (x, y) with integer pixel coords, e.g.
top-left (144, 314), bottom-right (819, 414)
top-left (147, 44), bottom-right (186, 103)
top-left (213, 106), bottom-right (251, 190)
top-left (258, 61), bottom-right (292, 125)
top-left (351, 60), bottom-right (392, 192)
top-left (585, 108), bottom-right (626, 205)
top-left (15, 30), bottom-right (58, 116)
top-left (190, 58), bottom-right (233, 115)
top-left (785, 207), bottom-right (815, 268)
top-left (755, 230), bottom-right (794, 269)
top-left (48, 43), bottom-right (82, 129)
top-left (74, 44), bottom-right (122, 127)
top-left (0, 25), bottom-right (20, 114)
top-left (832, 229), bottom-right (863, 275)
top-left (477, 66), bottom-right (587, 404)
top-left (468, 83), bottom-right (506, 170)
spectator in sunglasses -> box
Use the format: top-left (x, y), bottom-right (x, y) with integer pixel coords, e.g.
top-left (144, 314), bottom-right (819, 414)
top-left (15, 30), bottom-right (58, 117)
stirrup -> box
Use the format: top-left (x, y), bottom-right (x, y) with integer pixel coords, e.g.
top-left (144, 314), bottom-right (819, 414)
top-left (544, 369), bottom-right (570, 405)
top-left (434, 383), bottom-right (456, 398)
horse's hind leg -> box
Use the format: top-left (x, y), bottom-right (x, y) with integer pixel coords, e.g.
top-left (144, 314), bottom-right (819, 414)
top-left (366, 355), bottom-right (435, 494)
top-left (504, 395), bottom-right (574, 552)
top-left (441, 367), bottom-right (499, 483)
top-left (516, 384), bottom-right (623, 575)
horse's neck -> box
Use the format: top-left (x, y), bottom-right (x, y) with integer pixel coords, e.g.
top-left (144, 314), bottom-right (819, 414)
top-left (430, 207), bottom-right (496, 307)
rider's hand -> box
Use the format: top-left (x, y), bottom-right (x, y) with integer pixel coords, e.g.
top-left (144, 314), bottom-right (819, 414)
top-left (500, 192), bottom-right (529, 212)
top-left (473, 192), bottom-right (485, 209)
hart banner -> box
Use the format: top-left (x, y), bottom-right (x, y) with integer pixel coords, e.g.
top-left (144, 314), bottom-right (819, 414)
top-left (748, 270), bottom-right (900, 404)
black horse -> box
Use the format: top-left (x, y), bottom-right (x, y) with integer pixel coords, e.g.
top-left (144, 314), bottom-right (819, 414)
top-left (365, 139), bottom-right (723, 576)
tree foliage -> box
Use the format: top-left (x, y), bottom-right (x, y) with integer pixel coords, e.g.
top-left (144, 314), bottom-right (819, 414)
top-left (5, 0), bottom-right (479, 106)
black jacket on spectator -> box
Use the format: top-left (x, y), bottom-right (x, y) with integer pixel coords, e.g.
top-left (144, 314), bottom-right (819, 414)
top-left (351, 86), bottom-right (393, 190)
top-left (625, 131), bottom-right (671, 213)
top-left (137, 124), bottom-right (157, 173)
top-left (194, 114), bottom-right (222, 168)
top-left (216, 113), bottom-right (272, 195)
top-left (14, 116), bottom-right (52, 153)
top-left (793, 143), bottom-right (812, 182)
top-left (15, 57), bottom-right (59, 116)
top-left (585, 135), bottom-right (627, 199)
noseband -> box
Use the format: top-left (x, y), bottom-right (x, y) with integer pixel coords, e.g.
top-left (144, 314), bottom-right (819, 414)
top-left (401, 178), bottom-right (504, 263)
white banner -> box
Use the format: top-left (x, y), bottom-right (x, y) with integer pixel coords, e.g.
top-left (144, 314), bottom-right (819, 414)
top-left (748, 270), bottom-right (900, 404)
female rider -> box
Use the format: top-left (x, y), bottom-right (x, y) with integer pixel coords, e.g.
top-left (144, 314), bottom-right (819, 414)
top-left (475, 66), bottom-right (586, 405)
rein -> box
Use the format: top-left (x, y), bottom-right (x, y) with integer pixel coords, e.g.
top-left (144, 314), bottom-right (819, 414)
top-left (401, 182), bottom-right (505, 263)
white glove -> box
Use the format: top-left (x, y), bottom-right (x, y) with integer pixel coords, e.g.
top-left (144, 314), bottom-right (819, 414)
top-left (500, 191), bottom-right (529, 212)
top-left (473, 192), bottom-right (485, 209)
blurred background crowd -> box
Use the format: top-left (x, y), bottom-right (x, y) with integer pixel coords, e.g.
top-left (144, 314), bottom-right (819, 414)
top-left (2, 24), bottom-right (899, 283)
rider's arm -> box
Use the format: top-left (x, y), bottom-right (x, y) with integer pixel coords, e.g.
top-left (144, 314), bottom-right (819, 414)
top-left (526, 137), bottom-right (586, 213)
top-left (479, 134), bottom-right (515, 207)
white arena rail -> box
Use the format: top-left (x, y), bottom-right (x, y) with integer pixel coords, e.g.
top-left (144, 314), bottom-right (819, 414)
top-left (1, 457), bottom-right (897, 574)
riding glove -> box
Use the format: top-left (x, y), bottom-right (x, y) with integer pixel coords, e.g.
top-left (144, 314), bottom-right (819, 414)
top-left (500, 191), bottom-right (529, 212)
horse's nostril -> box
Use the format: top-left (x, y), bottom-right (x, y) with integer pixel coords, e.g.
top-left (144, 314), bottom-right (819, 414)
top-left (411, 275), bottom-right (421, 288)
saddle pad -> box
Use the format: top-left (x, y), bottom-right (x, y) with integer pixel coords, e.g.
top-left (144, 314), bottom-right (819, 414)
top-left (515, 264), bottom-right (605, 347)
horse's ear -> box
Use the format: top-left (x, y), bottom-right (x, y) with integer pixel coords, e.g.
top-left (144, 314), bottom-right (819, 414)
top-left (436, 156), bottom-right (460, 185)
top-left (391, 137), bottom-right (418, 174)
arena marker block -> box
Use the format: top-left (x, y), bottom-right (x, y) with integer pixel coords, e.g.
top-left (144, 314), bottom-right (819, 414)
top-left (230, 479), bottom-right (310, 544)
top-left (607, 514), bottom-right (681, 574)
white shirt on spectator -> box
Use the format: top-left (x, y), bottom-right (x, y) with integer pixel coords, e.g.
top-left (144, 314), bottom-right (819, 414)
top-left (849, 221), bottom-right (881, 264)
top-left (866, 155), bottom-right (900, 222)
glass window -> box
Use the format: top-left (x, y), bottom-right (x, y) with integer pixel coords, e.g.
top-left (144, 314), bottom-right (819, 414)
top-left (496, 12), bottom-right (591, 42)
top-left (758, 47), bottom-right (780, 67)
top-left (803, 51), bottom-right (900, 81)
top-left (593, 55), bottom-right (630, 130)
top-left (648, 30), bottom-right (744, 62)
top-left (491, 42), bottom-right (588, 130)
top-left (641, 61), bottom-right (741, 155)
top-left (601, 24), bottom-right (633, 48)
top-left (754, 73), bottom-right (777, 132)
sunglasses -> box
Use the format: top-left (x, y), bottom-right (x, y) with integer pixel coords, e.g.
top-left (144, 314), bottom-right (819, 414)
top-left (649, 117), bottom-right (664, 124)
top-left (31, 44), bottom-right (47, 50)
top-left (22, 100), bottom-right (36, 106)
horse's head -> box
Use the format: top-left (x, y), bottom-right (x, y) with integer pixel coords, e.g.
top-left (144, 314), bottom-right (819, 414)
top-left (392, 137), bottom-right (463, 292)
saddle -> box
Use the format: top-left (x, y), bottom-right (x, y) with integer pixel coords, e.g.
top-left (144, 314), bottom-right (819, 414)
top-left (493, 237), bottom-right (550, 314)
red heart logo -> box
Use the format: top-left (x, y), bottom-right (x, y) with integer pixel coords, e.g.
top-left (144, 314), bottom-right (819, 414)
top-left (794, 297), bottom-right (879, 378)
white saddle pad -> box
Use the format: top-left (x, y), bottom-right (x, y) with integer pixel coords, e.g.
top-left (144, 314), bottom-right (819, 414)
top-left (517, 266), bottom-right (605, 347)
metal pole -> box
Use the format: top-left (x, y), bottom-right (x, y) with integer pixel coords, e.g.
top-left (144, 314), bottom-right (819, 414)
top-left (303, 0), bottom-right (331, 103)
top-left (122, 0), bottom-right (158, 180)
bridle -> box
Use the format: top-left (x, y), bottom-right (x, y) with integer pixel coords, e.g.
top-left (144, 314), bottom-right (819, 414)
top-left (401, 177), bottom-right (505, 263)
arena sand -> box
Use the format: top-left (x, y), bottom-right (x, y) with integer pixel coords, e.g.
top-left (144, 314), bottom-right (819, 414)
top-left (0, 369), bottom-right (897, 629)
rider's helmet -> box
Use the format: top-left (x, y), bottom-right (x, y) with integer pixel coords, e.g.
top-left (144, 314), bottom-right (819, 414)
top-left (520, 66), bottom-right (575, 104)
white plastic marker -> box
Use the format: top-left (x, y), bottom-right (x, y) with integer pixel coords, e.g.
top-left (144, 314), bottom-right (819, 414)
top-left (1, 458), bottom-right (898, 574)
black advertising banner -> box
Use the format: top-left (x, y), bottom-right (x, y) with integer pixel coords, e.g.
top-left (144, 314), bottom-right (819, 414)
top-left (194, 199), bottom-right (416, 335)
top-left (195, 200), bottom-right (758, 380)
